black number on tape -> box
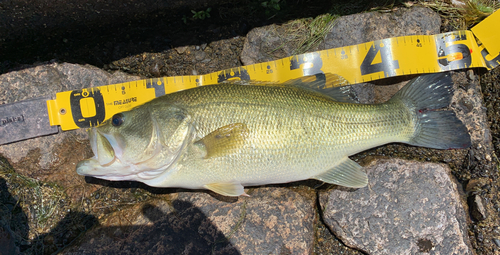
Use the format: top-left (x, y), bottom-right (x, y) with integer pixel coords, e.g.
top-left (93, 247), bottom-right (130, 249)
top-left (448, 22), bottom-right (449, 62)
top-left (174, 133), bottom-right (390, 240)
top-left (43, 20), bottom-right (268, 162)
top-left (70, 89), bottom-right (106, 128)
top-left (435, 32), bottom-right (472, 70)
top-left (360, 40), bottom-right (399, 77)
top-left (290, 52), bottom-right (323, 76)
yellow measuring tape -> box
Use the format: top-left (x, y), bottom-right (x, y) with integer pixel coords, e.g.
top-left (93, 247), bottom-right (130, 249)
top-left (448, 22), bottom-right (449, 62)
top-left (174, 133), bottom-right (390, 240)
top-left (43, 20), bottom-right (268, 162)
top-left (47, 10), bottom-right (500, 131)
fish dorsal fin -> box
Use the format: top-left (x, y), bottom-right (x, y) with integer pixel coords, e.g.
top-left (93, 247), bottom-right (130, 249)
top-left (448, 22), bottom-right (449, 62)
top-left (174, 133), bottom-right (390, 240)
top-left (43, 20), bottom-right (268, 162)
top-left (196, 123), bottom-right (249, 158)
top-left (204, 182), bottom-right (246, 196)
top-left (313, 157), bottom-right (368, 188)
top-left (283, 73), bottom-right (358, 103)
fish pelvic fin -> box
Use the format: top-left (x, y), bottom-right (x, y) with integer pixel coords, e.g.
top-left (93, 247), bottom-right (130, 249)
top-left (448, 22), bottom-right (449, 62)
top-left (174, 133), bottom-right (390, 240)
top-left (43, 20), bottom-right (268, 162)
top-left (204, 182), bottom-right (246, 197)
top-left (196, 123), bottom-right (249, 158)
top-left (312, 157), bottom-right (368, 188)
top-left (390, 72), bottom-right (471, 149)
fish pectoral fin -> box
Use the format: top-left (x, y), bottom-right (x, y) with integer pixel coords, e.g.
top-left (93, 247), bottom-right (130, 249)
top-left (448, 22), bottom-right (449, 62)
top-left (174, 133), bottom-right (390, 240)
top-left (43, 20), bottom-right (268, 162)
top-left (312, 158), bottom-right (368, 188)
top-left (195, 123), bottom-right (249, 158)
top-left (204, 182), bottom-right (246, 197)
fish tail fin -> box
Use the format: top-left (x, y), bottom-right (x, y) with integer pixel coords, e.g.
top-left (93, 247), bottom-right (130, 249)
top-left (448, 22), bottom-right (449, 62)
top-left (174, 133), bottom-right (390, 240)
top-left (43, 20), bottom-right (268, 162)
top-left (390, 72), bottom-right (471, 149)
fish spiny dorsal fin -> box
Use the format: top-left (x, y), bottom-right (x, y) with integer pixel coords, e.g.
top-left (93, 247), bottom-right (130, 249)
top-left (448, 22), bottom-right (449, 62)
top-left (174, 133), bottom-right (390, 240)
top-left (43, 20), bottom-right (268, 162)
top-left (283, 73), bottom-right (358, 103)
top-left (313, 157), bottom-right (368, 188)
top-left (196, 123), bottom-right (249, 158)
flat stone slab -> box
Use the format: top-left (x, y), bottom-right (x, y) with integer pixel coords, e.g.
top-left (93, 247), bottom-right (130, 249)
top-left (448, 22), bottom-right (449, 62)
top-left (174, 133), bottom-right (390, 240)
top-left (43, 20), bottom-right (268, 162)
top-left (319, 158), bottom-right (473, 255)
top-left (62, 187), bottom-right (317, 254)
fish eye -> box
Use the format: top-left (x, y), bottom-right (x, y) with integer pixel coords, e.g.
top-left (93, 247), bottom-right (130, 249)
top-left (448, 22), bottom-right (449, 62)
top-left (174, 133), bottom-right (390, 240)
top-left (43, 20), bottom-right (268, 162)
top-left (111, 113), bottom-right (124, 127)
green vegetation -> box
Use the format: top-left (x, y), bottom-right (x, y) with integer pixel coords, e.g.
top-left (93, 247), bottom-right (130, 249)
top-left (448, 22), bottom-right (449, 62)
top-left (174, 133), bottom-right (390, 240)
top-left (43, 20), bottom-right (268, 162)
top-left (269, 13), bottom-right (338, 56)
top-left (417, 0), bottom-right (499, 29)
top-left (261, 0), bottom-right (282, 16)
top-left (293, 14), bottom-right (339, 55)
top-left (192, 8), bottom-right (212, 20)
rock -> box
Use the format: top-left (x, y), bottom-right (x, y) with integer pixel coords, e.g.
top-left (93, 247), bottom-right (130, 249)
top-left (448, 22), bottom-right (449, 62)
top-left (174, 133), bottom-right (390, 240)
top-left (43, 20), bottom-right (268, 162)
top-left (318, 7), bottom-right (440, 52)
top-left (175, 46), bottom-right (189, 54)
top-left (241, 7), bottom-right (440, 66)
top-left (469, 194), bottom-right (488, 221)
top-left (319, 158), bottom-right (473, 255)
top-left (494, 238), bottom-right (500, 248)
top-left (62, 187), bottom-right (317, 254)
top-left (0, 63), bottom-right (141, 200)
top-left (451, 70), bottom-right (496, 178)
top-left (194, 50), bottom-right (207, 61)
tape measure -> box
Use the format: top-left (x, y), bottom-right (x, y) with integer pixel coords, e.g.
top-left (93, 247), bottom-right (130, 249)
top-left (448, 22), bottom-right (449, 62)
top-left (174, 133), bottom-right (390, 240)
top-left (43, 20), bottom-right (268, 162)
top-left (3, 9), bottom-right (500, 145)
top-left (47, 28), bottom-right (500, 131)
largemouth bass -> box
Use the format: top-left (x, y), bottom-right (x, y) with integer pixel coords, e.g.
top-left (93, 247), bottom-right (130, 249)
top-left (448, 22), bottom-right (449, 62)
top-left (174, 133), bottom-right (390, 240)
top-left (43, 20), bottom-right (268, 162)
top-left (76, 72), bottom-right (471, 196)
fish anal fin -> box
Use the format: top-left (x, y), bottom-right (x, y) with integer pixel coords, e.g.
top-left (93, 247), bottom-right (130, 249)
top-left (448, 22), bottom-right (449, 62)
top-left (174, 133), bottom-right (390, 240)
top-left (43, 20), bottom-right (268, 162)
top-left (197, 123), bottom-right (249, 158)
top-left (204, 182), bottom-right (246, 197)
top-left (313, 158), bottom-right (368, 188)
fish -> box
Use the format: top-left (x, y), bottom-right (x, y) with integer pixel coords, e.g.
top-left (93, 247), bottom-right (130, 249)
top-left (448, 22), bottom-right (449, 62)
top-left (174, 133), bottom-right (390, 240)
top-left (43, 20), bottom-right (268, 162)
top-left (76, 72), bottom-right (471, 196)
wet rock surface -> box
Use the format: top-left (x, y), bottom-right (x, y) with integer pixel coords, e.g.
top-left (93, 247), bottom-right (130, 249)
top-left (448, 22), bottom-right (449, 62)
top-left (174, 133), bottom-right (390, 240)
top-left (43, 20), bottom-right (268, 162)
top-left (320, 159), bottom-right (473, 254)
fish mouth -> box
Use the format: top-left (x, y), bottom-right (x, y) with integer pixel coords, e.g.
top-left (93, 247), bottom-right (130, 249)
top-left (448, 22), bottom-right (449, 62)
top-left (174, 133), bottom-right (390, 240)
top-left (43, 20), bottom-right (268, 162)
top-left (76, 157), bottom-right (141, 181)
top-left (79, 115), bottom-right (193, 183)
top-left (80, 123), bottom-right (181, 181)
top-left (89, 128), bottom-right (120, 166)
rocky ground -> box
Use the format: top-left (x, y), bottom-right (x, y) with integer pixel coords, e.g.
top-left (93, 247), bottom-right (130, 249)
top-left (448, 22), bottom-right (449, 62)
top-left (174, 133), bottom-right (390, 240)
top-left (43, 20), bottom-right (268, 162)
top-left (1, 0), bottom-right (499, 254)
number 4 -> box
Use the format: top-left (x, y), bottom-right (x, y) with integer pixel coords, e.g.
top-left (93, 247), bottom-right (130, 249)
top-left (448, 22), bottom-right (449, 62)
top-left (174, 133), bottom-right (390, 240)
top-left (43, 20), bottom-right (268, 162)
top-left (360, 40), bottom-right (399, 78)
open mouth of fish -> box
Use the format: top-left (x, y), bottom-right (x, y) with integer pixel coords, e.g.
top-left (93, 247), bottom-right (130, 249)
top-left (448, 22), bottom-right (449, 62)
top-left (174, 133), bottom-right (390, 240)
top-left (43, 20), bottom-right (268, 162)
top-left (77, 128), bottom-right (165, 180)
top-left (77, 120), bottom-right (191, 183)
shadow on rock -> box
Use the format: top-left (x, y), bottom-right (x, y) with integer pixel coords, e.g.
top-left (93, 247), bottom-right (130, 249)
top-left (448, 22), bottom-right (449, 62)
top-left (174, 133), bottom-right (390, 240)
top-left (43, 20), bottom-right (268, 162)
top-left (63, 200), bottom-right (240, 254)
top-left (1, 175), bottom-right (97, 255)
top-left (32, 212), bottom-right (97, 254)
top-left (0, 176), bottom-right (28, 254)
top-left (85, 176), bottom-right (243, 203)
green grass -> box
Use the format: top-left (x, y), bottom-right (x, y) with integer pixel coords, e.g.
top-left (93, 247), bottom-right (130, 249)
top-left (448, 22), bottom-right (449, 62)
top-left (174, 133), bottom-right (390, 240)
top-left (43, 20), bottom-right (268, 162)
top-left (419, 0), bottom-right (499, 29)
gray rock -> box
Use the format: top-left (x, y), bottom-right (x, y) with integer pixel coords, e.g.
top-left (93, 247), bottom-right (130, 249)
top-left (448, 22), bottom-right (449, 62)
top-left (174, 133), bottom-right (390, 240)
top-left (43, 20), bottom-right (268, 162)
top-left (319, 7), bottom-right (440, 51)
top-left (0, 63), bottom-right (140, 192)
top-left (469, 194), bottom-right (488, 221)
top-left (62, 187), bottom-right (317, 254)
top-left (452, 71), bottom-right (496, 177)
top-left (319, 158), bottom-right (473, 255)
top-left (240, 7), bottom-right (440, 66)
top-left (494, 238), bottom-right (500, 248)
top-left (194, 50), bottom-right (207, 61)
top-left (175, 46), bottom-right (189, 54)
